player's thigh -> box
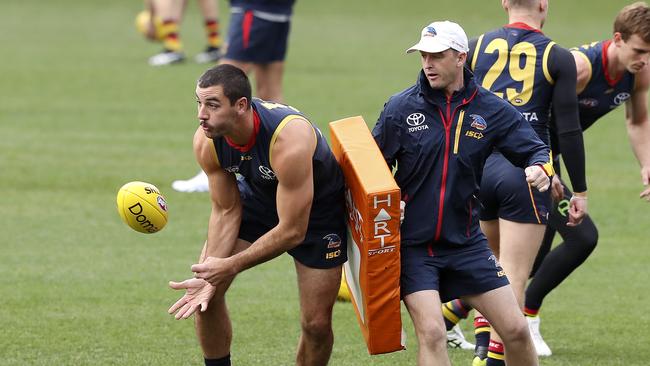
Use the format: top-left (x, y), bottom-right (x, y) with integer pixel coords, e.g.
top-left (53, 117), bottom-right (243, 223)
top-left (403, 290), bottom-right (446, 338)
top-left (481, 153), bottom-right (552, 225)
top-left (463, 285), bottom-right (524, 336)
top-left (480, 219), bottom-right (500, 256)
top-left (496, 219), bottom-right (546, 281)
top-left (294, 260), bottom-right (341, 321)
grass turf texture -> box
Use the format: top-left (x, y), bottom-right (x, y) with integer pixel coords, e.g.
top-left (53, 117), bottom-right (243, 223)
top-left (1, 0), bottom-right (648, 364)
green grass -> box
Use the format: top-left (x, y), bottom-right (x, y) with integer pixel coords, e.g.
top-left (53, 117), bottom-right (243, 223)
top-left (1, 0), bottom-right (649, 365)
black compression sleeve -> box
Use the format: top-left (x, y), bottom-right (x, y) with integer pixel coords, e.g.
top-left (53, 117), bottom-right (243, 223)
top-left (549, 45), bottom-right (587, 192)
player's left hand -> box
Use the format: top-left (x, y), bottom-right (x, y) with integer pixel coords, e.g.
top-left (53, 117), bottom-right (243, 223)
top-left (168, 278), bottom-right (215, 320)
top-left (639, 166), bottom-right (650, 202)
top-left (525, 165), bottom-right (550, 192)
top-left (567, 195), bottom-right (587, 226)
top-left (192, 256), bottom-right (237, 288)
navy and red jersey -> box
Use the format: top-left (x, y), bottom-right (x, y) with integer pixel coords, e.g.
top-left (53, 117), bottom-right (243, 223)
top-left (469, 23), bottom-right (557, 145)
top-left (572, 40), bottom-right (636, 131)
top-left (373, 69), bottom-right (551, 248)
top-left (212, 98), bottom-right (345, 228)
top-left (230, 0), bottom-right (294, 17)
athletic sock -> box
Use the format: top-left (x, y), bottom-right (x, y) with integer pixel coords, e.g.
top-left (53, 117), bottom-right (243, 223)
top-left (161, 19), bottom-right (182, 52)
top-left (524, 306), bottom-right (539, 318)
top-left (205, 354), bottom-right (231, 366)
top-left (486, 340), bottom-right (505, 366)
top-left (442, 299), bottom-right (472, 331)
top-left (204, 19), bottom-right (222, 48)
top-left (474, 316), bottom-right (490, 359)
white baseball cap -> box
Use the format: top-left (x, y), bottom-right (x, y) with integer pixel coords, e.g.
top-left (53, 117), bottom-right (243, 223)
top-left (406, 21), bottom-right (469, 54)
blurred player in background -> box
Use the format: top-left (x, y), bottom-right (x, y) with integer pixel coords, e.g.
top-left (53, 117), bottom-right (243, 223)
top-left (525, 0), bottom-right (650, 355)
top-left (168, 64), bottom-right (347, 366)
top-left (142, 0), bottom-right (223, 66)
top-left (440, 1), bottom-right (588, 363)
top-left (172, 0), bottom-right (296, 192)
top-left (373, 20), bottom-right (551, 366)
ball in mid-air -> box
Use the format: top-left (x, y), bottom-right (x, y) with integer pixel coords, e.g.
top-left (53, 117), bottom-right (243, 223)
top-left (117, 181), bottom-right (168, 234)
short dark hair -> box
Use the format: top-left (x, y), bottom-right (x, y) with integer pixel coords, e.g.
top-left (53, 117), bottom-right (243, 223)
top-left (614, 2), bottom-right (650, 43)
top-left (197, 64), bottom-right (252, 108)
top-left (507, 0), bottom-right (539, 9)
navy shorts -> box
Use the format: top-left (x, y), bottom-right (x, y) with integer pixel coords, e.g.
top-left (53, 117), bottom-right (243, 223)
top-left (237, 179), bottom-right (347, 269)
top-left (400, 241), bottom-right (510, 303)
top-left (479, 152), bottom-right (551, 224)
top-left (225, 9), bottom-right (291, 63)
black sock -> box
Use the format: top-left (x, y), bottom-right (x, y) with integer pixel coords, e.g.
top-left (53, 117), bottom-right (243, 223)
top-left (205, 354), bottom-right (231, 366)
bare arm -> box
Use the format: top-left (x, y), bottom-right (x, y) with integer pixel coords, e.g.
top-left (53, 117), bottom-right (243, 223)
top-left (193, 118), bottom-right (317, 283)
top-left (228, 118), bottom-right (316, 272)
top-left (625, 67), bottom-right (650, 200)
top-left (572, 50), bottom-right (592, 94)
top-left (193, 127), bottom-right (242, 259)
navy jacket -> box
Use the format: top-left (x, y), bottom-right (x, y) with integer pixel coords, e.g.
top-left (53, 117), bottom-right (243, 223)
top-left (373, 69), bottom-right (551, 249)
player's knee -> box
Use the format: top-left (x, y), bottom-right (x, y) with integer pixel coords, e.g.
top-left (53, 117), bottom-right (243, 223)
top-left (300, 315), bottom-right (333, 340)
top-left (498, 317), bottom-right (529, 346)
top-left (414, 320), bottom-right (447, 350)
top-left (571, 223), bottom-right (599, 254)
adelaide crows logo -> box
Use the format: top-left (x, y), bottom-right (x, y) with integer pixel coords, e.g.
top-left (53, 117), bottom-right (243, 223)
top-left (470, 114), bottom-right (487, 131)
top-left (323, 233), bottom-right (342, 249)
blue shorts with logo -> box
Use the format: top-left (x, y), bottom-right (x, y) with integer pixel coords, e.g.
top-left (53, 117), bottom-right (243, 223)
top-left (400, 240), bottom-right (509, 302)
top-left (479, 152), bottom-right (551, 224)
top-left (224, 9), bottom-right (291, 63)
top-left (237, 178), bottom-right (347, 269)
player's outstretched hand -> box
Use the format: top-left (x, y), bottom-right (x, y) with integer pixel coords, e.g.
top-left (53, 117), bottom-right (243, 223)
top-left (640, 166), bottom-right (650, 202)
top-left (192, 256), bottom-right (237, 288)
top-left (525, 165), bottom-right (550, 192)
top-left (168, 278), bottom-right (215, 320)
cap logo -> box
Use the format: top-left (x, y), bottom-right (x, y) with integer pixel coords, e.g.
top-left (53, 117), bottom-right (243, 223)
top-left (424, 26), bottom-right (437, 37)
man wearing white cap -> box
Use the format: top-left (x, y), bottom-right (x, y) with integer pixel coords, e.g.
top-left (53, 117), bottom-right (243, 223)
top-left (372, 20), bottom-right (545, 365)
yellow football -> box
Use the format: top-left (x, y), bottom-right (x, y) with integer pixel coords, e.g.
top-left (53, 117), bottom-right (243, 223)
top-left (117, 181), bottom-right (168, 234)
top-left (135, 10), bottom-right (164, 42)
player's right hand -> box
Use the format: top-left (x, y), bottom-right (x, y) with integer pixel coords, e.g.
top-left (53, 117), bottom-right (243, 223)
top-left (168, 278), bottom-right (216, 320)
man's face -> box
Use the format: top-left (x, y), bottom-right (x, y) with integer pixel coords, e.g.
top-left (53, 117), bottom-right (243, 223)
top-left (420, 49), bottom-right (464, 90)
top-left (615, 33), bottom-right (650, 74)
top-left (195, 84), bottom-right (242, 138)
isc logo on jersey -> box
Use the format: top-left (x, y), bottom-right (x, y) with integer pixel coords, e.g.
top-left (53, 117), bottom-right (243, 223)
top-left (117, 181), bottom-right (168, 234)
top-left (406, 112), bottom-right (429, 132)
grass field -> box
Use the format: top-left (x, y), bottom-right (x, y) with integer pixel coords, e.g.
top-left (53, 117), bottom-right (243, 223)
top-left (2, 0), bottom-right (649, 365)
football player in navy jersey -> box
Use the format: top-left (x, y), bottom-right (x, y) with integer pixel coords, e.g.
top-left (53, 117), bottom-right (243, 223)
top-left (172, 0), bottom-right (297, 193)
top-left (441, 0), bottom-right (588, 362)
top-left (167, 64), bottom-right (347, 366)
top-left (526, 1), bottom-right (650, 355)
top-left (373, 20), bottom-right (551, 366)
